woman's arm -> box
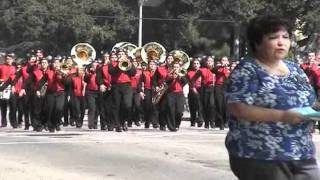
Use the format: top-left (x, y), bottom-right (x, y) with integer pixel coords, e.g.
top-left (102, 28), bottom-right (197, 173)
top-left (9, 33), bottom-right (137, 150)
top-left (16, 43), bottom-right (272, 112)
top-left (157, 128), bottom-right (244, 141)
top-left (227, 102), bottom-right (304, 124)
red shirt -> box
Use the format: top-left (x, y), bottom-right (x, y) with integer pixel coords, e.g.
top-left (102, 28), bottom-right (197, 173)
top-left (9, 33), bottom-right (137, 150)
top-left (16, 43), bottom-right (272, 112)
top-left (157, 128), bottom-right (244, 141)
top-left (187, 70), bottom-right (201, 88)
top-left (45, 69), bottom-right (64, 92)
top-left (14, 77), bottom-right (23, 94)
top-left (141, 70), bottom-right (155, 90)
top-left (215, 66), bottom-right (230, 85)
top-left (168, 79), bottom-right (184, 93)
top-left (0, 64), bottom-right (16, 81)
top-left (111, 61), bottom-right (132, 84)
top-left (86, 71), bottom-right (98, 91)
top-left (131, 68), bottom-right (142, 89)
top-left (157, 65), bottom-right (168, 85)
top-left (71, 75), bottom-right (84, 96)
top-left (101, 65), bottom-right (111, 87)
top-left (199, 67), bottom-right (216, 87)
top-left (32, 67), bottom-right (44, 92)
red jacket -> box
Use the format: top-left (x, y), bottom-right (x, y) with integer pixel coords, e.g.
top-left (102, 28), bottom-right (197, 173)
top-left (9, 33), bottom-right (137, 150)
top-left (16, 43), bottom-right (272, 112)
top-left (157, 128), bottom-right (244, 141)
top-left (86, 71), bottom-right (98, 91)
top-left (215, 66), bottom-right (230, 85)
top-left (71, 75), bottom-right (84, 96)
top-left (131, 68), bottom-right (143, 89)
top-left (187, 70), bottom-right (201, 89)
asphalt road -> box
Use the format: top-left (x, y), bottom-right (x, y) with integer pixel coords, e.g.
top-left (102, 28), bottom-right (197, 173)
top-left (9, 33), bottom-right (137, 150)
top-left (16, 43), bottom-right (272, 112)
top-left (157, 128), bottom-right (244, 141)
top-left (0, 122), bottom-right (319, 180)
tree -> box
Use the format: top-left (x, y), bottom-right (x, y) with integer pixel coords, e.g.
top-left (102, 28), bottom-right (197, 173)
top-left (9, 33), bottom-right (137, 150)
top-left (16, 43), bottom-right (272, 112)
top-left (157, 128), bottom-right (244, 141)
top-left (0, 0), bottom-right (137, 55)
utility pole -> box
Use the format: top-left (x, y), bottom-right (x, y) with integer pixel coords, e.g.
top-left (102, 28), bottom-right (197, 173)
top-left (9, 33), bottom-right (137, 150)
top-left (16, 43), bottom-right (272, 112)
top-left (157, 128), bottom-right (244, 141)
top-left (138, 0), bottom-right (145, 47)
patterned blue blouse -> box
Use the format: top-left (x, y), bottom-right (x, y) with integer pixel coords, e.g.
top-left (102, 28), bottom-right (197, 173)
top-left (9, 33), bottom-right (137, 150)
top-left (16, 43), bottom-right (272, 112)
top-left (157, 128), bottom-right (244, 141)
top-left (225, 57), bottom-right (316, 160)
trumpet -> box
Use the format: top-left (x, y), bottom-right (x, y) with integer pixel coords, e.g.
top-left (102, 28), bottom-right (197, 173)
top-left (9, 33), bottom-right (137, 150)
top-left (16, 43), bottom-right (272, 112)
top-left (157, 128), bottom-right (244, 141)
top-left (118, 57), bottom-right (132, 71)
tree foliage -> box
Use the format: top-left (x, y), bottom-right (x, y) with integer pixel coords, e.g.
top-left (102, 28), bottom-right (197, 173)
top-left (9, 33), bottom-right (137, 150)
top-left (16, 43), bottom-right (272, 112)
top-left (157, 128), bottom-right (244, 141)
top-left (0, 0), bottom-right (319, 57)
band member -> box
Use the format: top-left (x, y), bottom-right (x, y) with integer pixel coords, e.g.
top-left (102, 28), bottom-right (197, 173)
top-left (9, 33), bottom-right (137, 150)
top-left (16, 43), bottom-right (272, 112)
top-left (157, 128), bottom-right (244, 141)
top-left (165, 61), bottom-right (188, 131)
top-left (186, 58), bottom-right (203, 127)
top-left (128, 58), bottom-right (143, 127)
top-left (138, 60), bottom-right (157, 128)
top-left (8, 59), bottom-right (24, 129)
top-left (191, 56), bottom-right (216, 129)
top-left (214, 56), bottom-right (230, 130)
top-left (0, 53), bottom-right (17, 128)
top-left (84, 61), bottom-right (99, 129)
top-left (96, 52), bottom-right (113, 130)
top-left (108, 50), bottom-right (136, 132)
top-left (63, 56), bottom-right (76, 126)
top-left (70, 67), bottom-right (86, 128)
top-left (153, 54), bottom-right (175, 131)
top-left (37, 58), bottom-right (66, 132)
top-left (13, 55), bottom-right (37, 130)
top-left (28, 58), bottom-right (48, 131)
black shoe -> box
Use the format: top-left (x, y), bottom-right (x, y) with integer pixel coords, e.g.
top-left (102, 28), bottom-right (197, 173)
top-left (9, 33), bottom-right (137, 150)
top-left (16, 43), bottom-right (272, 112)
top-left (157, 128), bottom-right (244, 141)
top-left (101, 126), bottom-right (106, 131)
top-left (93, 125), bottom-right (98, 129)
top-left (160, 126), bottom-right (166, 131)
top-left (63, 122), bottom-right (68, 127)
top-left (127, 122), bottom-right (132, 128)
top-left (24, 126), bottom-right (30, 130)
top-left (70, 121), bottom-right (75, 126)
top-left (145, 123), bottom-right (150, 129)
top-left (152, 124), bottom-right (159, 129)
top-left (1, 124), bottom-right (7, 127)
top-left (56, 126), bottom-right (61, 131)
top-left (116, 127), bottom-right (122, 132)
top-left (122, 126), bottom-right (128, 131)
top-left (88, 126), bottom-right (93, 129)
top-left (204, 124), bottom-right (209, 129)
top-left (191, 123), bottom-right (195, 127)
top-left (49, 128), bottom-right (55, 133)
top-left (197, 122), bottom-right (203, 127)
top-left (134, 122), bottom-right (141, 127)
top-left (107, 127), bottom-right (114, 131)
top-left (210, 122), bottom-right (215, 128)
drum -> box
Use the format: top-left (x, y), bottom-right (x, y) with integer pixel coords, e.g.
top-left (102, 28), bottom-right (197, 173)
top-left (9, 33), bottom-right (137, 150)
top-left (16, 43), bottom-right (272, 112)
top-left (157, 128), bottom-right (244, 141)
top-left (0, 85), bottom-right (11, 100)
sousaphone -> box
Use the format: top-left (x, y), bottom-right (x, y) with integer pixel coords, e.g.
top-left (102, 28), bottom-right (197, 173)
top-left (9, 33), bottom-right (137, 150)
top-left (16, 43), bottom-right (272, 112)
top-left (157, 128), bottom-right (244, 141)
top-left (169, 50), bottom-right (190, 75)
top-left (141, 42), bottom-right (166, 64)
top-left (70, 43), bottom-right (96, 67)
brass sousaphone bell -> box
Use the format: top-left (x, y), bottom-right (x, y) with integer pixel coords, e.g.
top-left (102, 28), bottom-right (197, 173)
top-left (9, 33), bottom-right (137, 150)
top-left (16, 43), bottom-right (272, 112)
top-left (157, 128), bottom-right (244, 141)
top-left (169, 50), bottom-right (190, 76)
top-left (141, 42), bottom-right (166, 64)
top-left (70, 43), bottom-right (96, 67)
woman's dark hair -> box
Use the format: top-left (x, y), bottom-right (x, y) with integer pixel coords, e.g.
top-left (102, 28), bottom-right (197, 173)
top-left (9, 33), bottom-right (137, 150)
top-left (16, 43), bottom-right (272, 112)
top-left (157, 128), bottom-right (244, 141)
top-left (247, 14), bottom-right (292, 53)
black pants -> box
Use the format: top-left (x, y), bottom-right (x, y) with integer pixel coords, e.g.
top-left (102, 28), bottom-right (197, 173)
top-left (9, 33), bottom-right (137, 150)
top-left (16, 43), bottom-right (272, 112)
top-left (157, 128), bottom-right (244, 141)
top-left (31, 94), bottom-right (45, 130)
top-left (201, 86), bottom-right (216, 128)
top-left (143, 89), bottom-right (156, 127)
top-left (99, 90), bottom-right (112, 128)
top-left (166, 92), bottom-right (185, 131)
top-left (20, 93), bottom-right (31, 128)
top-left (129, 90), bottom-right (143, 126)
top-left (71, 95), bottom-right (85, 128)
top-left (230, 156), bottom-right (320, 180)
top-left (8, 94), bottom-right (21, 128)
top-left (188, 88), bottom-right (203, 126)
top-left (86, 90), bottom-right (99, 128)
top-left (214, 85), bottom-right (226, 128)
top-left (63, 93), bottom-right (73, 125)
top-left (157, 93), bottom-right (168, 128)
top-left (0, 98), bottom-right (8, 127)
top-left (111, 83), bottom-right (133, 128)
top-left (45, 92), bottom-right (65, 130)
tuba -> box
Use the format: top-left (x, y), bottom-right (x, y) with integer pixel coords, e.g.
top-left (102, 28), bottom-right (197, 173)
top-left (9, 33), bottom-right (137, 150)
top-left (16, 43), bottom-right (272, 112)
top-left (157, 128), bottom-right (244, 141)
top-left (141, 42), bottom-right (166, 64)
top-left (169, 50), bottom-right (190, 76)
top-left (70, 43), bottom-right (96, 67)
top-left (118, 56), bottom-right (132, 71)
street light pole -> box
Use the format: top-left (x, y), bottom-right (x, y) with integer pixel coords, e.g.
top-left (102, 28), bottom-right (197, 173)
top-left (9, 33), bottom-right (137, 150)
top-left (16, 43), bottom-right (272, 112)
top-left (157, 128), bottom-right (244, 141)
top-left (138, 0), bottom-right (145, 47)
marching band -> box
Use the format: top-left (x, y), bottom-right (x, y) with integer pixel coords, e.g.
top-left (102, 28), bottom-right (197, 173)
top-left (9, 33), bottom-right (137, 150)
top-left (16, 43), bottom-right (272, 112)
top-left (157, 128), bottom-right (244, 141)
top-left (0, 42), bottom-right (235, 132)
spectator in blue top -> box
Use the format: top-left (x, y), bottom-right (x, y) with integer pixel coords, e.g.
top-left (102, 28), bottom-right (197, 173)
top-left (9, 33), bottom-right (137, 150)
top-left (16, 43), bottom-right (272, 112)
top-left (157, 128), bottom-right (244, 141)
top-left (225, 14), bottom-right (320, 180)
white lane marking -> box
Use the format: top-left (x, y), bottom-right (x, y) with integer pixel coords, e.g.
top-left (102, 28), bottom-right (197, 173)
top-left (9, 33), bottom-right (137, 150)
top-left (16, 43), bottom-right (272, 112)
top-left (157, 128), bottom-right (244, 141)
top-left (0, 139), bottom-right (223, 145)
